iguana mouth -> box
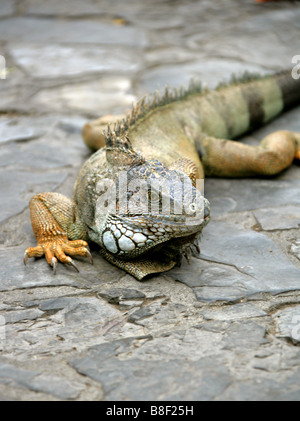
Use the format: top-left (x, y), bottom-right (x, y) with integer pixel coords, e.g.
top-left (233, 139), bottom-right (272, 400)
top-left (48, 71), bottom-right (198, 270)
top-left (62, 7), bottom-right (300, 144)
top-left (100, 197), bottom-right (210, 259)
top-left (100, 231), bottom-right (204, 280)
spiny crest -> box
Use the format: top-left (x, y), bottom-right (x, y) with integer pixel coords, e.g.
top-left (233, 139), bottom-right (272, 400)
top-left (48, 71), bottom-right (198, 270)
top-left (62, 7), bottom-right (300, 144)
top-left (105, 125), bottom-right (145, 168)
top-left (104, 80), bottom-right (205, 147)
top-left (216, 70), bottom-right (268, 90)
top-left (104, 70), bottom-right (277, 146)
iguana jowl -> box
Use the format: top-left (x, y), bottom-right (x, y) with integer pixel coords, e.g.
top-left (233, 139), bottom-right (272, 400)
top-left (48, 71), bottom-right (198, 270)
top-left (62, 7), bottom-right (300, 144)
top-left (24, 70), bottom-right (300, 280)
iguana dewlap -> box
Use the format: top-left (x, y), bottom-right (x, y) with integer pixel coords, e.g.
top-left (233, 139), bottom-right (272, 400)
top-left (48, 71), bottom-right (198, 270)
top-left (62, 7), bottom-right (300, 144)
top-left (24, 70), bottom-right (300, 280)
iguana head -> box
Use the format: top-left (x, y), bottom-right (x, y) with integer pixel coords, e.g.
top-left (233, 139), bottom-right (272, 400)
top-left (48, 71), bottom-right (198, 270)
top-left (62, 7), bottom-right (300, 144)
top-left (87, 134), bottom-right (210, 279)
top-left (95, 140), bottom-right (210, 259)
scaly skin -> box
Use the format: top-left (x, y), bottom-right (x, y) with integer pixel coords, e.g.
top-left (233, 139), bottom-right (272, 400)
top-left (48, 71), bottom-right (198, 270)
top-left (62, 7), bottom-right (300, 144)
top-left (24, 70), bottom-right (300, 280)
top-left (24, 193), bottom-right (92, 273)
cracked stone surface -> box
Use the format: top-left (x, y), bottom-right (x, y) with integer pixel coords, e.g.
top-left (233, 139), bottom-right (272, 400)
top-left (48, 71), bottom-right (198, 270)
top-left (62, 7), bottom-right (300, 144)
top-left (0, 0), bottom-right (300, 401)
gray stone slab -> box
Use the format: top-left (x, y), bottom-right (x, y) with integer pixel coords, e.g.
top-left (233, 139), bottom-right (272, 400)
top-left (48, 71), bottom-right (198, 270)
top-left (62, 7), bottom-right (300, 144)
top-left (4, 309), bottom-right (44, 324)
top-left (253, 206), bottom-right (300, 230)
top-left (222, 320), bottom-right (269, 351)
top-left (201, 6), bottom-right (300, 69)
top-left (23, 0), bottom-right (182, 25)
top-left (202, 221), bottom-right (300, 284)
top-left (203, 30), bottom-right (296, 70)
top-left (170, 220), bottom-right (300, 302)
top-left (257, 346), bottom-right (300, 372)
top-left (57, 116), bottom-right (88, 135)
top-left (24, 0), bottom-right (147, 17)
top-left (70, 327), bottom-right (300, 401)
top-left (0, 170), bottom-right (66, 223)
top-left (180, 262), bottom-right (255, 302)
top-left (0, 245), bottom-right (122, 292)
top-left (62, 297), bottom-right (121, 330)
top-left (140, 59), bottom-right (264, 92)
top-left (25, 373), bottom-right (84, 399)
top-left (70, 337), bottom-right (232, 401)
top-left (128, 307), bottom-right (157, 323)
top-left (272, 305), bottom-right (300, 343)
top-left (98, 288), bottom-right (146, 304)
top-left (205, 179), bottom-right (300, 218)
top-left (195, 320), bottom-right (231, 334)
top-left (0, 56), bottom-right (27, 90)
top-left (145, 46), bottom-right (199, 66)
top-left (24, 0), bottom-right (106, 16)
top-left (219, 371), bottom-right (300, 401)
top-left (0, 360), bottom-right (83, 399)
top-left (0, 85), bottom-right (35, 113)
top-left (8, 43), bottom-right (141, 78)
top-left (200, 303), bottom-right (267, 321)
top-left (69, 319), bottom-right (290, 401)
top-left (0, 0), bottom-right (15, 17)
top-left (0, 117), bottom-right (45, 144)
top-left (3, 299), bottom-right (144, 359)
top-left (118, 299), bottom-right (144, 310)
top-left (0, 134), bottom-right (86, 170)
top-left (291, 240), bottom-right (300, 260)
top-left (0, 18), bottom-right (148, 46)
top-left (0, 246), bottom-right (79, 292)
top-left (32, 77), bottom-right (136, 115)
top-left (129, 302), bottom-right (188, 330)
top-left (0, 360), bottom-right (36, 386)
top-left (38, 296), bottom-right (80, 312)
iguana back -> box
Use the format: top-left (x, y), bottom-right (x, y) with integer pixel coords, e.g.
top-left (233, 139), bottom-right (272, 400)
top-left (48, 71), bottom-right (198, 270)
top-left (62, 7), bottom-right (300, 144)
top-left (97, 70), bottom-right (300, 178)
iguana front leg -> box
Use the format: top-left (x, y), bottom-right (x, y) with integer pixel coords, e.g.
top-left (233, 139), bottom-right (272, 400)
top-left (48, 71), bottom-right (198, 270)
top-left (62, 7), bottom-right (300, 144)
top-left (24, 193), bottom-right (92, 273)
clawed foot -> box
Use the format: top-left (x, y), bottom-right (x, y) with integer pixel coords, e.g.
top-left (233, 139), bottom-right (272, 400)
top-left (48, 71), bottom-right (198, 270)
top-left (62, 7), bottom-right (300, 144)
top-left (24, 236), bottom-right (93, 274)
top-left (183, 238), bottom-right (200, 264)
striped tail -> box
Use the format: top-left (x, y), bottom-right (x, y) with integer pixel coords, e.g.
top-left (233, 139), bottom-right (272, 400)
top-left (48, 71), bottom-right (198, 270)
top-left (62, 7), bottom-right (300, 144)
top-left (232, 70), bottom-right (300, 135)
top-left (203, 70), bottom-right (300, 141)
top-left (275, 70), bottom-right (300, 111)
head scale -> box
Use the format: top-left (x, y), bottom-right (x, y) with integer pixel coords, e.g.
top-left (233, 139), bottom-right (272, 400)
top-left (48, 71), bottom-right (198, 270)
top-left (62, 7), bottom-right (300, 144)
top-left (95, 137), bottom-right (210, 258)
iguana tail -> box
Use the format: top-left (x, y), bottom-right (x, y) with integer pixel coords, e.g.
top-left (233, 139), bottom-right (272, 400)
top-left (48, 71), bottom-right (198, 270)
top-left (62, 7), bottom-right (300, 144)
top-left (274, 70), bottom-right (300, 112)
top-left (192, 70), bottom-right (300, 141)
top-left (238, 70), bottom-right (300, 133)
top-left (196, 70), bottom-right (300, 177)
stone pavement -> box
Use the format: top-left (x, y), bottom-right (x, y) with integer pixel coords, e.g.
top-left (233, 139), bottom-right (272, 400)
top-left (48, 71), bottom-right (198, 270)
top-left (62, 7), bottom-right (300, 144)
top-left (0, 0), bottom-right (300, 401)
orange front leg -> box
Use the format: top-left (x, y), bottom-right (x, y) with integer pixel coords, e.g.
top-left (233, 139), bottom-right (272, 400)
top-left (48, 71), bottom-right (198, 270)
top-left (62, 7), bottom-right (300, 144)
top-left (24, 193), bottom-right (92, 273)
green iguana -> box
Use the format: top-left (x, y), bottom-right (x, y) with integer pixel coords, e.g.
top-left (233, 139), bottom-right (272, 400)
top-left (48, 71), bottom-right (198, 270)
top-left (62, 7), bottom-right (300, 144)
top-left (24, 70), bottom-right (300, 280)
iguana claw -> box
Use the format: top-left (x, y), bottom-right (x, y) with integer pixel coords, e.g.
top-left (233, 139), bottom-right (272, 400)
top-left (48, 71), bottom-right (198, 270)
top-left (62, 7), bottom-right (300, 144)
top-left (193, 238), bottom-right (200, 254)
top-left (52, 256), bottom-right (80, 275)
top-left (67, 257), bottom-right (79, 273)
top-left (24, 237), bottom-right (92, 274)
top-left (183, 246), bottom-right (192, 264)
top-left (85, 249), bottom-right (93, 264)
top-left (51, 257), bottom-right (57, 274)
top-left (23, 251), bottom-right (29, 266)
